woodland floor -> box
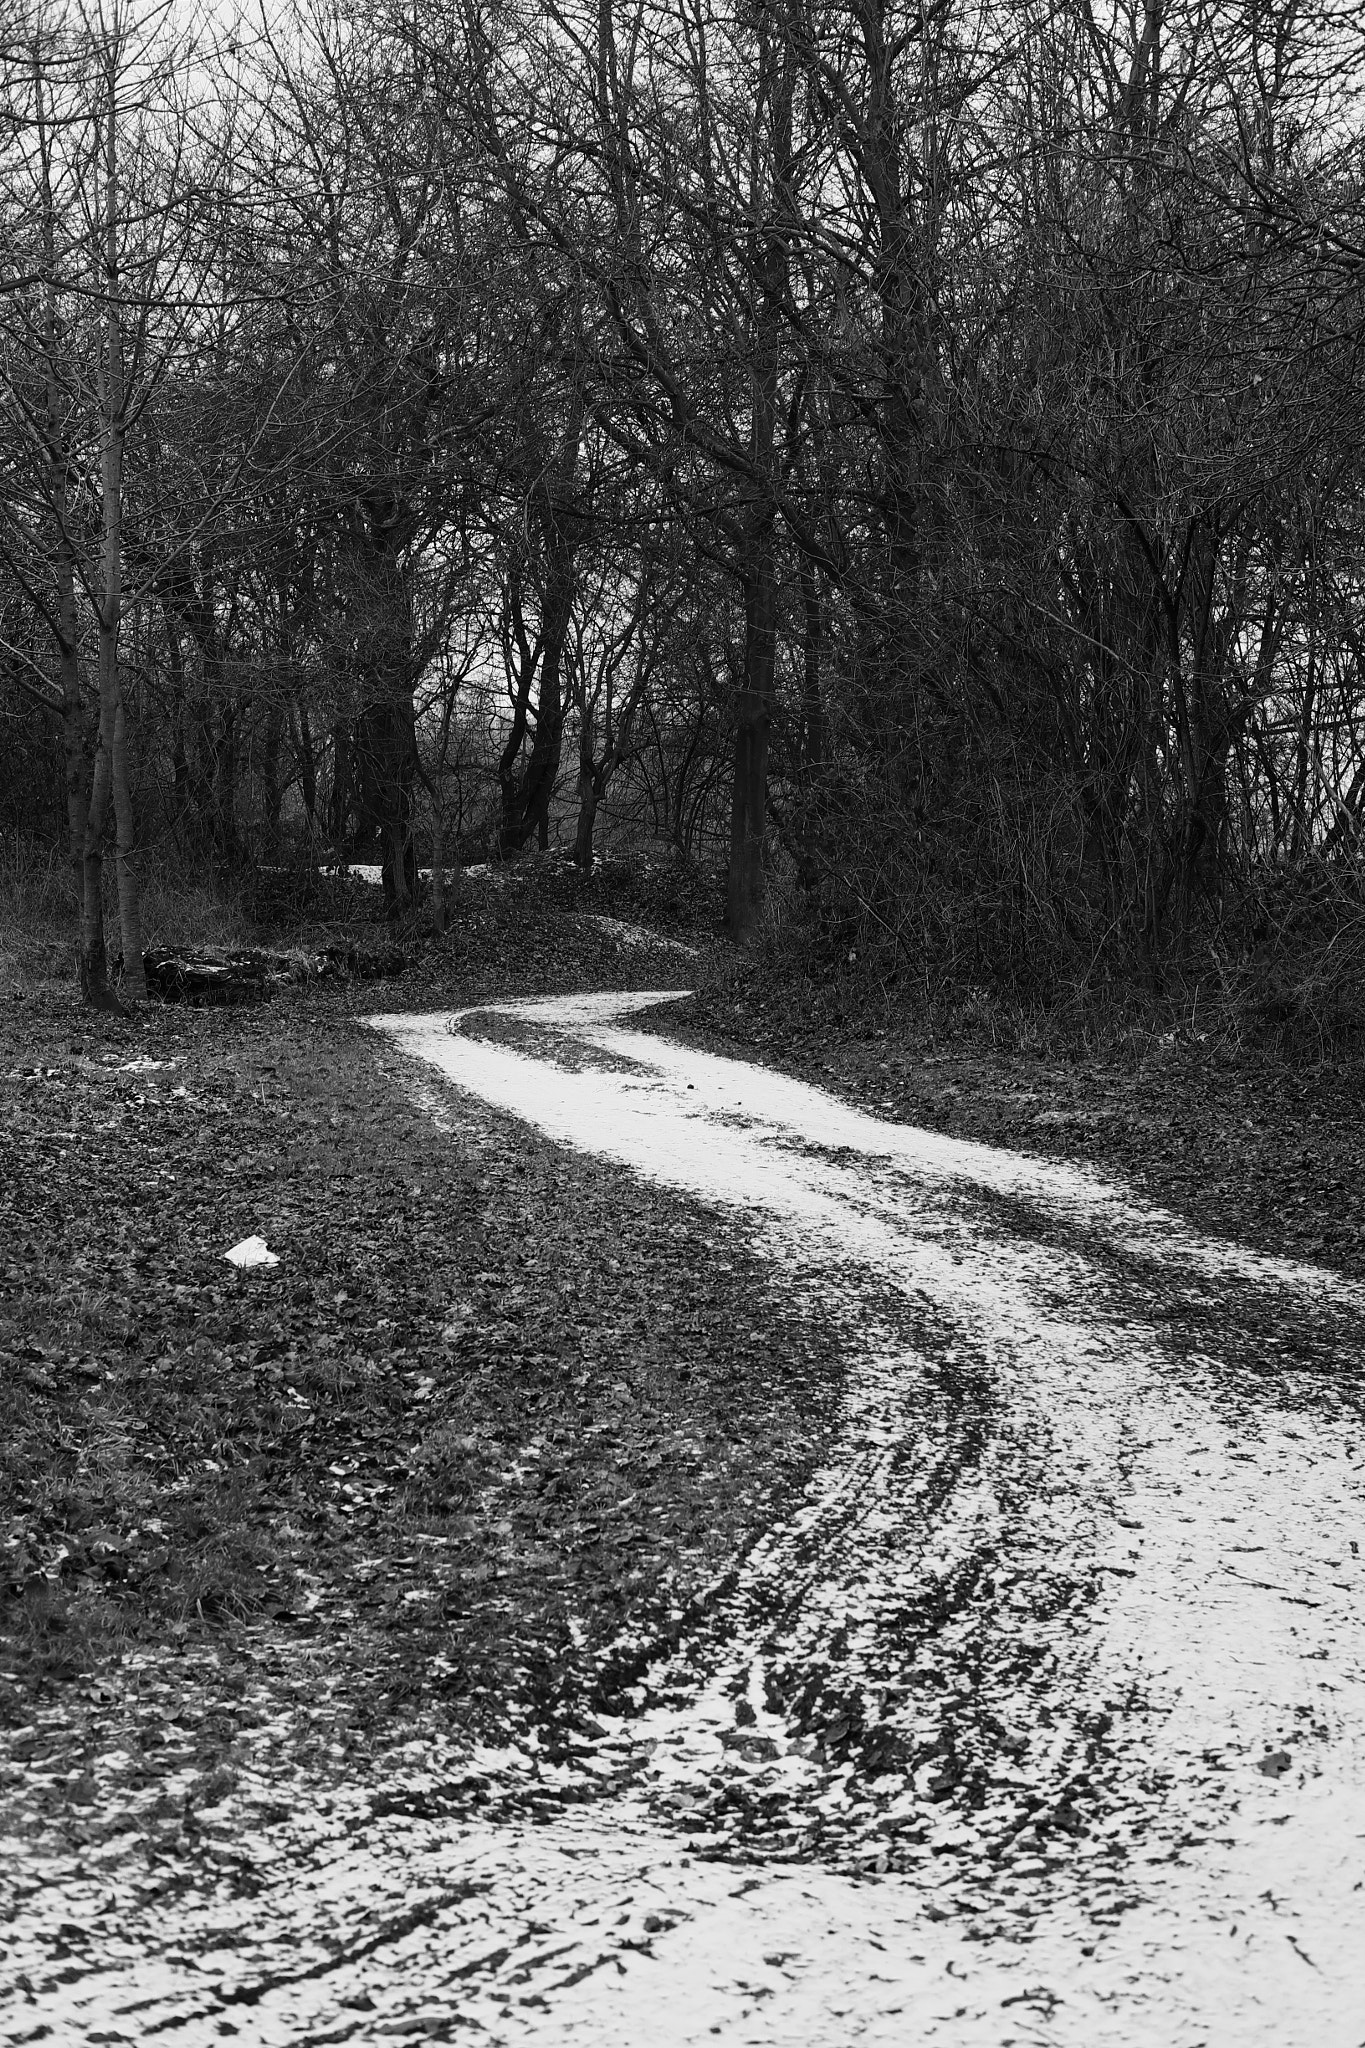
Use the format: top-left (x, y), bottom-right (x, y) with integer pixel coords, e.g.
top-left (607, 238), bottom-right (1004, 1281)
top-left (1, 889), bottom-right (841, 1834)
top-left (1, 861), bottom-right (1362, 2043)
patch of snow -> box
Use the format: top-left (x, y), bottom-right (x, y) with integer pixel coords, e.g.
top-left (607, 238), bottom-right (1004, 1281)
top-left (346, 862), bottom-right (499, 886)
top-left (584, 915), bottom-right (700, 957)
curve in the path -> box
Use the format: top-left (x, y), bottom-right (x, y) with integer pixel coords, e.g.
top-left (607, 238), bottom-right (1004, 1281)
top-left (378, 994), bottom-right (1365, 2045)
top-left (4, 991), bottom-right (1361, 2048)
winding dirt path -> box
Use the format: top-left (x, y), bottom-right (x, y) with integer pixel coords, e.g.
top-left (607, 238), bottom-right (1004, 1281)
top-left (4, 992), bottom-right (1362, 2047)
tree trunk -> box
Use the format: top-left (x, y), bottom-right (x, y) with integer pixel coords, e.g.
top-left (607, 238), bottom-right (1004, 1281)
top-left (355, 699), bottom-right (417, 913)
top-left (81, 716), bottom-right (113, 998)
top-left (500, 388), bottom-right (584, 856)
top-left (111, 697), bottom-right (145, 995)
top-left (574, 757), bottom-right (598, 870)
top-left (36, 57), bottom-right (87, 894)
top-left (291, 698), bottom-right (317, 829)
top-left (175, 548), bottom-right (239, 863)
top-left (387, 817), bottom-right (410, 911)
top-left (429, 810), bottom-right (446, 933)
top-left (214, 698), bottom-right (238, 863)
top-left (329, 723), bottom-right (352, 845)
top-left (726, 547), bottom-right (776, 939)
top-left (165, 610), bottom-right (191, 838)
top-left (60, 615), bottom-right (88, 886)
top-left (352, 500), bottom-right (419, 913)
top-left (412, 748), bottom-right (447, 933)
top-left (262, 697), bottom-right (285, 853)
top-left (47, 340), bottom-right (85, 882)
top-left (724, 17), bottom-right (789, 941)
top-left (499, 575), bottom-right (572, 855)
top-left (823, 6), bottom-right (934, 691)
top-left (800, 558), bottom-right (825, 768)
top-left (500, 477), bottom-right (579, 856)
top-left (90, 41), bottom-right (144, 1002)
top-left (518, 555), bottom-right (572, 853)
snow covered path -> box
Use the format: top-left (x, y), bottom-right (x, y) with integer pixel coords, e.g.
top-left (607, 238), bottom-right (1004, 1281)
top-left (4, 991), bottom-right (1362, 2047)
top-left (375, 995), bottom-right (1365, 2044)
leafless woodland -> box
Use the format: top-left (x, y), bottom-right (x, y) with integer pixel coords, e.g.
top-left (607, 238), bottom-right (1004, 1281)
top-left (3, 0), bottom-right (1364, 1017)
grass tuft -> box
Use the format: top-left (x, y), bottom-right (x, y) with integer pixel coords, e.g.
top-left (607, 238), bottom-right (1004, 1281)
top-left (0, 836), bottom-right (259, 1002)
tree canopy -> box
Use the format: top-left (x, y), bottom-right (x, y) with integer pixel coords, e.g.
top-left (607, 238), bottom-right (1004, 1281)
top-left (3, 0), bottom-right (1364, 994)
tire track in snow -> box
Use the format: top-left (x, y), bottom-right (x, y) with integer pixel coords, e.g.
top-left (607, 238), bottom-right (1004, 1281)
top-left (375, 994), bottom-right (1365, 2041)
top-left (4, 992), bottom-right (1361, 2048)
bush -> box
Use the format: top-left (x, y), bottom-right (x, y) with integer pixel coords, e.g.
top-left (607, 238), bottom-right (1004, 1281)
top-left (1239, 861), bottom-right (1365, 1050)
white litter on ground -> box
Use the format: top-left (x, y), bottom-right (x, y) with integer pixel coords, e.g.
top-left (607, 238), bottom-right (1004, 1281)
top-left (5, 991), bottom-right (1361, 2048)
top-left (223, 1234), bottom-right (280, 1269)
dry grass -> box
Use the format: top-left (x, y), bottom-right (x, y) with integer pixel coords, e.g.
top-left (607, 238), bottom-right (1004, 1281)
top-left (0, 836), bottom-right (75, 992)
top-left (0, 835), bottom-right (253, 999)
top-left (138, 866), bottom-right (254, 954)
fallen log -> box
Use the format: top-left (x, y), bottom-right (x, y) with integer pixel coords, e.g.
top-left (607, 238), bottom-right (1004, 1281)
top-left (142, 942), bottom-right (407, 1005)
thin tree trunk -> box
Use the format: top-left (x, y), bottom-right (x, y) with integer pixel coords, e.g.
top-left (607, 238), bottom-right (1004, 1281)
top-left (1290, 534), bottom-right (1318, 860)
top-left (47, 299), bottom-right (84, 883)
top-left (112, 697), bottom-right (145, 991)
top-left (574, 760), bottom-right (598, 870)
top-left (388, 817), bottom-right (409, 910)
top-left (81, 720), bottom-right (113, 999)
top-left (91, 38), bottom-right (145, 1001)
top-left (724, 16), bottom-right (790, 940)
top-left (292, 699), bottom-right (317, 830)
top-left (374, 705), bottom-right (417, 913)
top-left (428, 804), bottom-right (446, 934)
top-left (520, 553), bottom-right (572, 853)
top-left (501, 428), bottom-right (582, 855)
top-left (35, 52), bottom-right (87, 894)
top-left (262, 696), bottom-right (285, 852)
top-left (216, 698), bottom-right (238, 862)
top-left (727, 546), bottom-right (776, 937)
top-left (800, 558), bottom-right (824, 768)
top-left (329, 723), bottom-right (352, 845)
top-left (60, 596), bottom-right (87, 886)
top-left (497, 557), bottom-right (539, 850)
top-left (165, 610), bottom-right (191, 835)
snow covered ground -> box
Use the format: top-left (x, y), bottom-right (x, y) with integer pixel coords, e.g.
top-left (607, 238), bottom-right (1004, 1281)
top-left (4, 990), bottom-right (1362, 2046)
top-left (581, 914), bottom-right (699, 955)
